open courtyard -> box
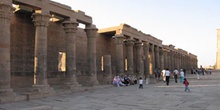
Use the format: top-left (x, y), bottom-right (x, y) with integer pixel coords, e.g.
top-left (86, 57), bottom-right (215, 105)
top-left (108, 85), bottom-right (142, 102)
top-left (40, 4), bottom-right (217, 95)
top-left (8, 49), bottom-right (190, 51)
top-left (1, 71), bottom-right (220, 110)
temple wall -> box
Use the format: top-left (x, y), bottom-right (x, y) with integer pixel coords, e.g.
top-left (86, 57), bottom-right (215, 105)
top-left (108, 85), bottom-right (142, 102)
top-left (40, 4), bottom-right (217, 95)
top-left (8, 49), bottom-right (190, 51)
top-left (10, 12), bottom-right (120, 90)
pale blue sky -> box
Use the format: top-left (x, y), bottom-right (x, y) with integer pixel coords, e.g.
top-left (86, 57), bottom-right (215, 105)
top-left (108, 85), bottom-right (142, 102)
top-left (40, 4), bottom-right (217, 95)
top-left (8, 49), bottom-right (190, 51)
top-left (53, 0), bottom-right (220, 67)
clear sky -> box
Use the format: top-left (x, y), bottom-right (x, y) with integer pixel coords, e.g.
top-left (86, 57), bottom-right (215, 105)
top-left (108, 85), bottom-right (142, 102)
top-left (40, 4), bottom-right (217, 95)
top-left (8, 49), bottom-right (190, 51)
top-left (53, 0), bottom-right (220, 67)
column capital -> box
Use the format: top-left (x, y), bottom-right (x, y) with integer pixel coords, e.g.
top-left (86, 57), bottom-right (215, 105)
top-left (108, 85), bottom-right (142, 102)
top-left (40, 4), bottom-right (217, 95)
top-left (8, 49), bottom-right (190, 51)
top-left (135, 41), bottom-right (142, 48)
top-left (0, 3), bottom-right (14, 22)
top-left (125, 39), bottom-right (135, 47)
top-left (63, 21), bottom-right (78, 33)
top-left (85, 24), bottom-right (98, 38)
top-left (32, 13), bottom-right (51, 27)
top-left (114, 34), bottom-right (125, 44)
top-left (143, 42), bottom-right (149, 46)
top-left (155, 46), bottom-right (159, 53)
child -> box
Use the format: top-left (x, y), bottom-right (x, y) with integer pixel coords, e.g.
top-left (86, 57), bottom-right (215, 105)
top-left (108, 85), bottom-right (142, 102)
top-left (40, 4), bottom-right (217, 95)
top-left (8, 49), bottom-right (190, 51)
top-left (183, 78), bottom-right (190, 92)
top-left (139, 77), bottom-right (143, 89)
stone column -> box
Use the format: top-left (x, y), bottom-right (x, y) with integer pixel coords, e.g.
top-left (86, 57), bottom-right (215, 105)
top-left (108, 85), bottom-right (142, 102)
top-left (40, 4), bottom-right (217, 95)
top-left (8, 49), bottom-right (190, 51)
top-left (143, 42), bottom-right (149, 76)
top-left (163, 50), bottom-right (167, 69)
top-left (125, 39), bottom-right (134, 75)
top-left (63, 21), bottom-right (80, 90)
top-left (114, 34), bottom-right (125, 76)
top-left (135, 41), bottom-right (142, 78)
top-left (155, 46), bottom-right (160, 70)
top-left (177, 54), bottom-right (180, 70)
top-left (0, 1), bottom-right (14, 97)
top-left (160, 49), bottom-right (164, 70)
top-left (149, 44), bottom-right (156, 84)
top-left (84, 24), bottom-right (99, 86)
top-left (32, 13), bottom-right (54, 93)
top-left (168, 51), bottom-right (171, 70)
top-left (151, 45), bottom-right (155, 73)
top-left (103, 55), bottom-right (112, 84)
top-left (170, 51), bottom-right (174, 71)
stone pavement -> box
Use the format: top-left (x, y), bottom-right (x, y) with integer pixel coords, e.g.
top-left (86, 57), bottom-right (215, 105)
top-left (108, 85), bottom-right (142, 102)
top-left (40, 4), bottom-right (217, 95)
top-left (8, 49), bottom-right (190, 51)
top-left (1, 71), bottom-right (220, 110)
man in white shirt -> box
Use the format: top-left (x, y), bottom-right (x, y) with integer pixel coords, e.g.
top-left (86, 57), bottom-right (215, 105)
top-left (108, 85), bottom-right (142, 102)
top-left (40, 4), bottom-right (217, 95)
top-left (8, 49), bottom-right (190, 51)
top-left (173, 68), bottom-right (179, 83)
top-left (165, 68), bottom-right (170, 85)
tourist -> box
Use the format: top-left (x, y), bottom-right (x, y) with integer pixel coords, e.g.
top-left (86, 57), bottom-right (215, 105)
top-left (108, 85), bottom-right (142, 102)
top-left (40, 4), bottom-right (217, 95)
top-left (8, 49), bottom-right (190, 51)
top-left (139, 77), bottom-right (143, 89)
top-left (183, 78), bottom-right (190, 92)
top-left (112, 76), bottom-right (120, 87)
top-left (208, 69), bottom-right (212, 75)
top-left (130, 75), bottom-right (137, 84)
top-left (173, 68), bottom-right (179, 83)
top-left (120, 75), bottom-right (126, 84)
top-left (154, 68), bottom-right (157, 79)
top-left (112, 76), bottom-right (125, 87)
top-left (202, 68), bottom-right (205, 75)
top-left (157, 68), bottom-right (161, 80)
top-left (165, 68), bottom-right (170, 85)
top-left (161, 69), bottom-right (166, 82)
top-left (180, 69), bottom-right (184, 82)
top-left (183, 68), bottom-right (186, 77)
top-left (124, 75), bottom-right (130, 85)
top-left (196, 70), bottom-right (200, 80)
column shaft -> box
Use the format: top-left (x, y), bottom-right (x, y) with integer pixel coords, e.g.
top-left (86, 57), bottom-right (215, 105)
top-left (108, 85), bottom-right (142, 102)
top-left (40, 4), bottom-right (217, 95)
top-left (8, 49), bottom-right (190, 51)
top-left (114, 35), bottom-right (125, 76)
top-left (0, 2), bottom-right (14, 96)
top-left (135, 41), bottom-right (142, 78)
top-left (151, 45), bottom-right (155, 74)
top-left (84, 24), bottom-right (99, 86)
top-left (160, 49), bottom-right (164, 70)
top-left (155, 46), bottom-right (160, 70)
top-left (143, 42), bottom-right (149, 76)
top-left (63, 21), bottom-right (79, 88)
top-left (125, 39), bottom-right (134, 75)
top-left (32, 13), bottom-right (51, 85)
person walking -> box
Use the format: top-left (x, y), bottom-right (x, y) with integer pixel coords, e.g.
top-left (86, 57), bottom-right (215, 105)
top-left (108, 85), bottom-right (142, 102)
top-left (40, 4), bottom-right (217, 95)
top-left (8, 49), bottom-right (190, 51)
top-left (157, 68), bottom-right (161, 80)
top-left (180, 69), bottom-right (184, 82)
top-left (173, 68), bottom-right (179, 83)
top-left (139, 77), bottom-right (143, 89)
top-left (183, 78), bottom-right (190, 92)
top-left (165, 68), bottom-right (170, 85)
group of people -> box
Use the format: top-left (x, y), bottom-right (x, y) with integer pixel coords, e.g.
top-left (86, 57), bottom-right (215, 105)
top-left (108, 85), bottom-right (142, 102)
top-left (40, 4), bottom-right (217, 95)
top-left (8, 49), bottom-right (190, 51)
top-left (159, 68), bottom-right (186, 85)
top-left (112, 68), bottom-right (192, 92)
top-left (191, 68), bottom-right (212, 79)
top-left (112, 75), bottom-right (138, 87)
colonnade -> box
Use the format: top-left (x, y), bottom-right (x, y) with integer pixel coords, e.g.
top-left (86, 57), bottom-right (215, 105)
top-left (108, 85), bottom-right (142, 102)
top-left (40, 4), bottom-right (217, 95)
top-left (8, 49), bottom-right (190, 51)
top-left (0, 1), bottom-right (100, 99)
top-left (113, 34), bottom-right (198, 79)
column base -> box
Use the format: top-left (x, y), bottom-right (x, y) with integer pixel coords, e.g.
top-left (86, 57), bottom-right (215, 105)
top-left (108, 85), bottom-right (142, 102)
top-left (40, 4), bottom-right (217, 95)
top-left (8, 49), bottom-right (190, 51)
top-left (149, 75), bottom-right (156, 84)
top-left (63, 77), bottom-right (85, 92)
top-left (0, 88), bottom-right (16, 103)
top-left (30, 84), bottom-right (54, 93)
top-left (82, 75), bottom-right (99, 87)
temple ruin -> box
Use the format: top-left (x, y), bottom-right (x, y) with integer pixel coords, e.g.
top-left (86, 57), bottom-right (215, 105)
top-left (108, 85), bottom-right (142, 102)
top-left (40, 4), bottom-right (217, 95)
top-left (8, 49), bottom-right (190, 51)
top-left (0, 0), bottom-right (198, 103)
